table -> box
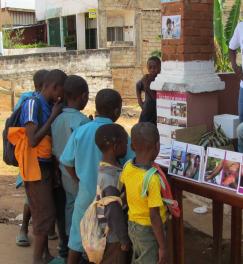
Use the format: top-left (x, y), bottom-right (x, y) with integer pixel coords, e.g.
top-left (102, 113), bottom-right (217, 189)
top-left (170, 176), bottom-right (243, 264)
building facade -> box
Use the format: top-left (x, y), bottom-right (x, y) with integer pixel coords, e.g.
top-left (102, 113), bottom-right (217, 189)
top-left (34, 0), bottom-right (161, 101)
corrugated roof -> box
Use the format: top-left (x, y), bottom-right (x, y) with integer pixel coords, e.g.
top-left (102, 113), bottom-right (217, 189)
top-left (0, 0), bottom-right (35, 10)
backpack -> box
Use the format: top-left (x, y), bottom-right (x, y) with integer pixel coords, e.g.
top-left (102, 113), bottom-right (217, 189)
top-left (2, 97), bottom-right (42, 167)
top-left (142, 163), bottom-right (181, 218)
top-left (80, 196), bottom-right (122, 264)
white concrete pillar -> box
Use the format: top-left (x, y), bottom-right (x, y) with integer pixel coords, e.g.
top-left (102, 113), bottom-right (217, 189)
top-left (76, 13), bottom-right (86, 50)
top-left (60, 17), bottom-right (64, 48)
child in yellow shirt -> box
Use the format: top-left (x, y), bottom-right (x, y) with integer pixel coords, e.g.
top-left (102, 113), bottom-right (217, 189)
top-left (120, 122), bottom-right (167, 264)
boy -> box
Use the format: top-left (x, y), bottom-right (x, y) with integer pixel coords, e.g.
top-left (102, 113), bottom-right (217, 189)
top-left (15, 69), bottom-right (49, 247)
top-left (9, 69), bottom-right (67, 264)
top-left (95, 124), bottom-right (131, 264)
top-left (136, 56), bottom-right (161, 124)
top-left (60, 89), bottom-right (133, 264)
top-left (15, 69), bottom-right (49, 110)
top-left (51, 75), bottom-right (90, 257)
top-left (120, 122), bottom-right (167, 264)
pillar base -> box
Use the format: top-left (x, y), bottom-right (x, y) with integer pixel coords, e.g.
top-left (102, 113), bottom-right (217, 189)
top-left (151, 60), bottom-right (225, 93)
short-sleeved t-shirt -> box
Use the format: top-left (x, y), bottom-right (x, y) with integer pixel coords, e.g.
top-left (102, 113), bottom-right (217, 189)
top-left (120, 160), bottom-right (167, 226)
top-left (14, 91), bottom-right (37, 111)
top-left (51, 108), bottom-right (90, 160)
top-left (229, 22), bottom-right (243, 87)
top-left (19, 94), bottom-right (52, 127)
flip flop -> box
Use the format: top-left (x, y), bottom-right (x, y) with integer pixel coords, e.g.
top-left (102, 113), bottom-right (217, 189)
top-left (16, 233), bottom-right (30, 247)
top-left (48, 257), bottom-right (65, 264)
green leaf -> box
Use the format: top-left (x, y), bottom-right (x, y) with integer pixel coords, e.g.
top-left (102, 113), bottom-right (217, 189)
top-left (225, 0), bottom-right (241, 45)
top-left (214, 0), bottom-right (227, 55)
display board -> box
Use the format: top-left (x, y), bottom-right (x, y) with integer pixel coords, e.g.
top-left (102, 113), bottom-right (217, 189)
top-left (203, 148), bottom-right (242, 192)
top-left (168, 141), bottom-right (205, 182)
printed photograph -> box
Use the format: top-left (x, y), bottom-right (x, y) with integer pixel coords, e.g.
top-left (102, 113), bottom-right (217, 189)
top-left (204, 156), bottom-right (224, 185)
top-left (183, 153), bottom-right (201, 181)
top-left (169, 142), bottom-right (187, 176)
top-left (220, 161), bottom-right (240, 190)
top-left (237, 166), bottom-right (243, 195)
top-left (162, 15), bottom-right (181, 39)
top-left (171, 102), bottom-right (187, 118)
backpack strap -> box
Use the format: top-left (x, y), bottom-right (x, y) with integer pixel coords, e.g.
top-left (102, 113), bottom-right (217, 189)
top-left (141, 167), bottom-right (165, 198)
top-left (96, 196), bottom-right (122, 207)
top-left (141, 165), bottom-right (181, 218)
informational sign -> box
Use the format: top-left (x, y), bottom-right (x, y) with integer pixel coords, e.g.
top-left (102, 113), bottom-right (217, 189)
top-left (88, 9), bottom-right (97, 19)
top-left (203, 148), bottom-right (242, 192)
top-left (168, 141), bottom-right (205, 182)
top-left (162, 15), bottom-right (181, 39)
top-left (157, 91), bottom-right (187, 145)
top-left (155, 91), bottom-right (187, 168)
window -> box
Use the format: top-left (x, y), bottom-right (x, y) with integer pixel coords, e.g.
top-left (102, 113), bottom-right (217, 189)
top-left (107, 27), bottom-right (124, 42)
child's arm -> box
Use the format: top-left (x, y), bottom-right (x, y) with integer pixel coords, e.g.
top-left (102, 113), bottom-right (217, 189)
top-left (103, 186), bottom-right (130, 250)
top-left (26, 100), bottom-right (62, 147)
top-left (65, 166), bottom-right (79, 183)
top-left (136, 80), bottom-right (144, 109)
top-left (150, 207), bottom-right (167, 264)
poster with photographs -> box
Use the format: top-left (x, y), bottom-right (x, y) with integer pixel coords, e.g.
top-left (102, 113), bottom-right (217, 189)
top-left (157, 91), bottom-right (187, 145)
top-left (155, 144), bottom-right (172, 168)
top-left (162, 15), bottom-right (181, 39)
top-left (203, 148), bottom-right (242, 191)
top-left (168, 141), bottom-right (204, 182)
top-left (168, 141), bottom-right (187, 176)
top-left (237, 166), bottom-right (243, 195)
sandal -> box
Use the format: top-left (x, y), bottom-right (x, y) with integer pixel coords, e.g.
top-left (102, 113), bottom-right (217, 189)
top-left (48, 257), bottom-right (65, 264)
top-left (16, 232), bottom-right (30, 247)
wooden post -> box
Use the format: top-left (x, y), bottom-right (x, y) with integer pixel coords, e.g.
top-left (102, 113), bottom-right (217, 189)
top-left (212, 201), bottom-right (223, 264)
top-left (231, 207), bottom-right (242, 264)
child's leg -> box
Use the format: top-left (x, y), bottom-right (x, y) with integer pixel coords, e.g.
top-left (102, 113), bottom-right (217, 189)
top-left (16, 199), bottom-right (31, 247)
top-left (25, 163), bottom-right (56, 264)
top-left (128, 222), bottom-right (158, 264)
top-left (67, 196), bottom-right (92, 264)
top-left (101, 242), bottom-right (130, 264)
top-left (53, 185), bottom-right (68, 258)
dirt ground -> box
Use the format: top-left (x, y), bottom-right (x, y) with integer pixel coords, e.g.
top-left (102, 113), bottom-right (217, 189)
top-left (0, 94), bottom-right (242, 263)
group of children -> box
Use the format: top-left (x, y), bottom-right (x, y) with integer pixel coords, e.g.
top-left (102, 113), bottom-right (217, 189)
top-left (11, 55), bottom-right (170, 264)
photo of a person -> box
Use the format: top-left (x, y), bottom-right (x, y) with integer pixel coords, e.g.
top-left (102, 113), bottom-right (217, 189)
top-left (170, 102), bottom-right (187, 118)
top-left (169, 149), bottom-right (186, 176)
top-left (162, 15), bottom-right (181, 40)
top-left (204, 157), bottom-right (224, 185)
top-left (221, 161), bottom-right (240, 190)
top-left (184, 154), bottom-right (201, 181)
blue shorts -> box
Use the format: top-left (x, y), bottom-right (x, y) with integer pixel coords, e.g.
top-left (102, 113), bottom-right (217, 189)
top-left (68, 187), bottom-right (94, 252)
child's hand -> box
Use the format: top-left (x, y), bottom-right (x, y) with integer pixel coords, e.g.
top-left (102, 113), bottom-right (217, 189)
top-left (51, 98), bottom-right (63, 119)
top-left (158, 247), bottom-right (167, 264)
top-left (121, 243), bottom-right (130, 252)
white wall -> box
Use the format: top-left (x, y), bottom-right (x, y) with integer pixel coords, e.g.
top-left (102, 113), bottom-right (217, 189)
top-left (35, 0), bottom-right (98, 21)
top-left (76, 13), bottom-right (86, 50)
top-left (1, 0), bottom-right (35, 10)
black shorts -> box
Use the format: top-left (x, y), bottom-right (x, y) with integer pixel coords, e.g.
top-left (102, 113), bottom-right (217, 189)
top-left (139, 99), bottom-right (157, 124)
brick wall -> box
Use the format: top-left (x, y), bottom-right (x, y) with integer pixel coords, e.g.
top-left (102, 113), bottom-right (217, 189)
top-left (161, 0), bottom-right (213, 61)
top-left (0, 50), bottom-right (113, 99)
top-left (141, 9), bottom-right (162, 72)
